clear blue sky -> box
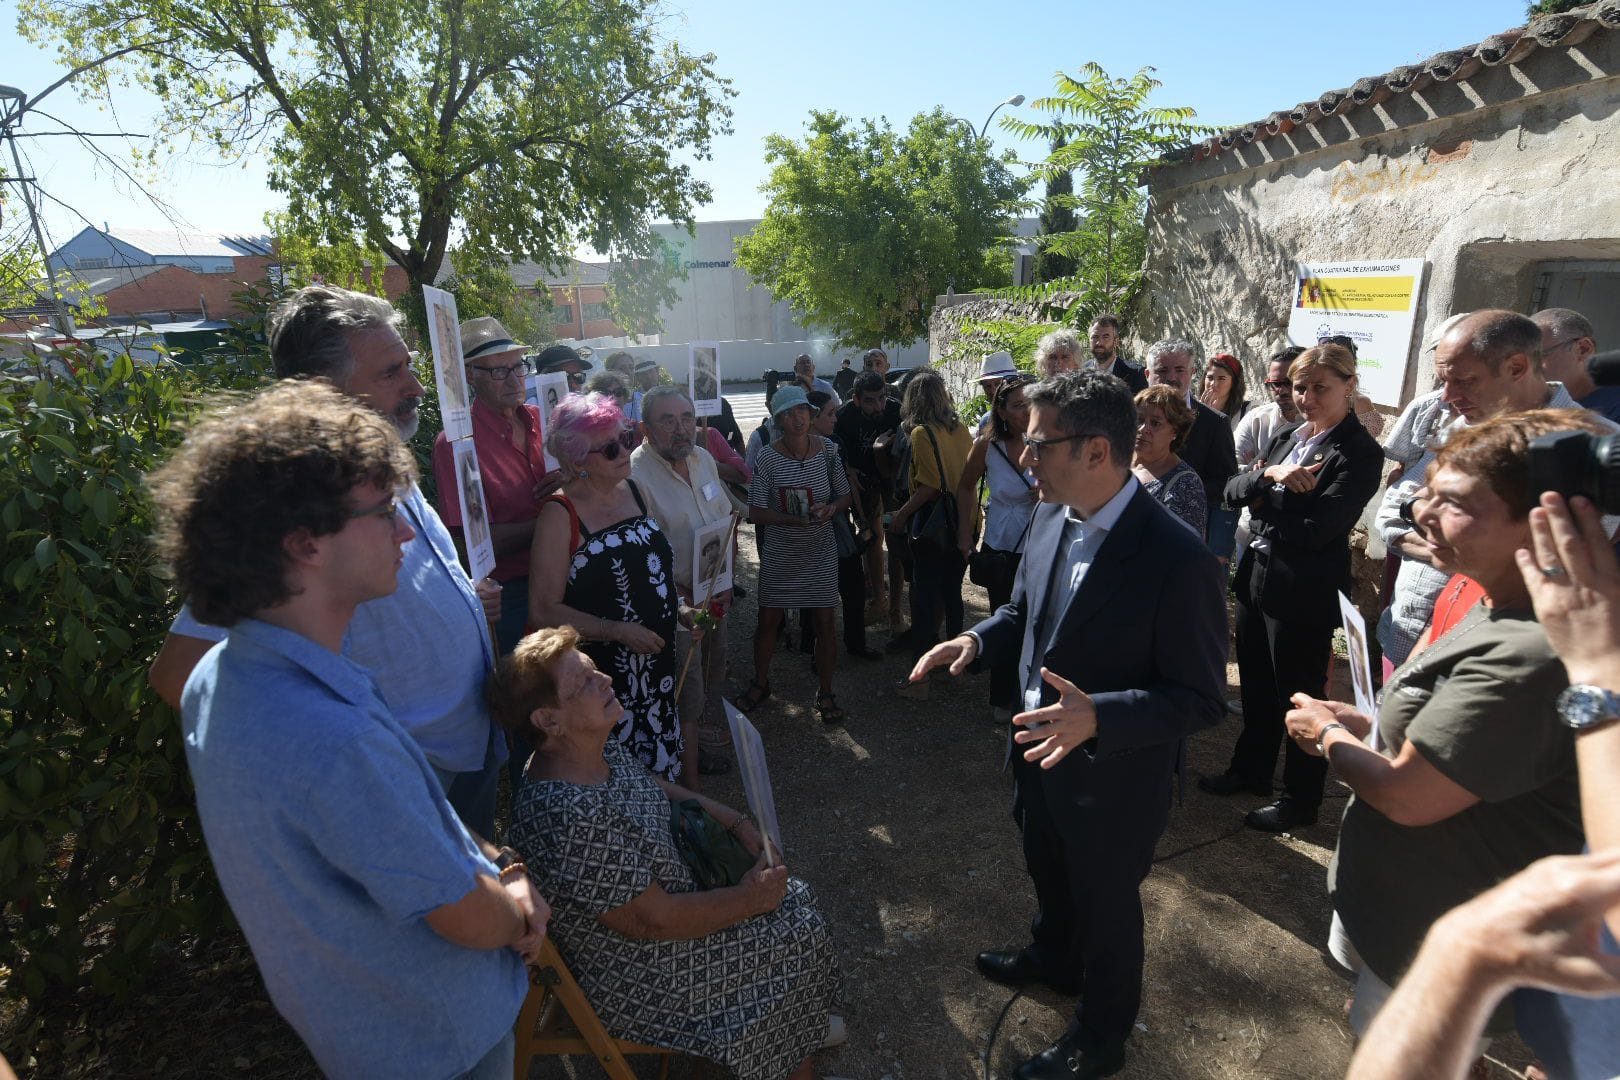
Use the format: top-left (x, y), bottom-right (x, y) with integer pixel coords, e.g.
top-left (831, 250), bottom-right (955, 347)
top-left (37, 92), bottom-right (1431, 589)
top-left (5, 0), bottom-right (1529, 250)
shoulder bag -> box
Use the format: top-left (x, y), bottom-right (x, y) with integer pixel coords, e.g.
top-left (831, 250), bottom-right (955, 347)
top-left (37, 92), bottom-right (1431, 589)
top-left (908, 425), bottom-right (960, 549)
top-left (824, 445), bottom-right (860, 559)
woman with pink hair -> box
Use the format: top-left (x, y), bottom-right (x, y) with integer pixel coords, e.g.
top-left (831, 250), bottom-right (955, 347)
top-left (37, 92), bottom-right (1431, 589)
top-left (527, 393), bottom-right (684, 782)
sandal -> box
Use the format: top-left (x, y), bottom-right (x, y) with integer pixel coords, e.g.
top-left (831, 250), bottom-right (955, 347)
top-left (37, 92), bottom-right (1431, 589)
top-left (815, 692), bottom-right (847, 726)
top-left (736, 684), bottom-right (772, 713)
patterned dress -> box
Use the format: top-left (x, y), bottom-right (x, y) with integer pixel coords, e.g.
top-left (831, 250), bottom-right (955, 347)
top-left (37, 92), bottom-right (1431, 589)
top-left (1140, 460), bottom-right (1207, 538)
top-left (510, 741), bottom-right (838, 1080)
top-left (549, 482), bottom-right (683, 780)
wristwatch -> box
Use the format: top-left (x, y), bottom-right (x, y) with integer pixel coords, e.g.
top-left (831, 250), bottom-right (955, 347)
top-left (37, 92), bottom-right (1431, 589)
top-left (1556, 685), bottom-right (1620, 733)
top-left (493, 845), bottom-right (522, 871)
top-left (1315, 721), bottom-right (1348, 755)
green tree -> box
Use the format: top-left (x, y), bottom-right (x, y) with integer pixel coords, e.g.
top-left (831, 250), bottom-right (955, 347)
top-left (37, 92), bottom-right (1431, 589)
top-left (1035, 132), bottom-right (1078, 284)
top-left (1527, 0), bottom-right (1584, 13)
top-left (734, 108), bottom-right (1024, 349)
top-left (1003, 63), bottom-right (1209, 315)
top-left (21, 0), bottom-right (734, 322)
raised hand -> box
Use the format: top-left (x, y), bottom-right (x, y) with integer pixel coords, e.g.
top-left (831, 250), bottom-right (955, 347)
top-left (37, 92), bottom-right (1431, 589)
top-left (1011, 667), bottom-right (1098, 769)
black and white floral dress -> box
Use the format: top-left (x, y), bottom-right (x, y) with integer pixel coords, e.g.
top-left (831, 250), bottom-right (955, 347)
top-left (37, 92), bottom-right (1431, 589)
top-left (510, 741), bottom-right (838, 1079)
top-left (550, 480), bottom-right (682, 780)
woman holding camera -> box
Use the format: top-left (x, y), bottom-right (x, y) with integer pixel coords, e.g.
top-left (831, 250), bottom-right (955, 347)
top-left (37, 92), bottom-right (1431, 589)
top-left (1200, 343), bottom-right (1384, 831)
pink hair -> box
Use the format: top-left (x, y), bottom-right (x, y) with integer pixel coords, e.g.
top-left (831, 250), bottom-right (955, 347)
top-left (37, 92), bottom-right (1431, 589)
top-left (546, 392), bottom-right (627, 471)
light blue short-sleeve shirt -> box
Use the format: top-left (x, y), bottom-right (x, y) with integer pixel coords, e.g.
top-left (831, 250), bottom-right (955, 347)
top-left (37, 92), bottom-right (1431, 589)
top-left (172, 484), bottom-right (499, 773)
top-left (180, 619), bottom-right (527, 1078)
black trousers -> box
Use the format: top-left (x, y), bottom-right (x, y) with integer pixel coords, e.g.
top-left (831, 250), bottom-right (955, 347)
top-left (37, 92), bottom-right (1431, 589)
top-left (908, 540), bottom-right (966, 660)
top-left (1228, 591), bottom-right (1333, 807)
top-left (1013, 751), bottom-right (1171, 1052)
top-left (979, 549), bottom-right (1022, 709)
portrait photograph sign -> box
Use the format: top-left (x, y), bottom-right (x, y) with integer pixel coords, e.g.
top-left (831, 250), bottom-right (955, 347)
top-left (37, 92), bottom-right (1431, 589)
top-left (527, 370), bottom-right (569, 472)
top-left (691, 516), bottom-right (735, 600)
top-left (423, 285), bottom-right (473, 442)
top-left (723, 698), bottom-right (784, 865)
top-left (1287, 258), bottom-right (1427, 408)
top-left (453, 438), bottom-right (496, 581)
top-left (689, 341), bottom-right (721, 417)
top-left (1338, 591), bottom-right (1377, 735)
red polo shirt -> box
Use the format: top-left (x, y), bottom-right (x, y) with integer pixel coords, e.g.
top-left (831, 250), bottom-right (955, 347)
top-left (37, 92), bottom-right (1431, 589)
top-left (432, 398), bottom-right (550, 582)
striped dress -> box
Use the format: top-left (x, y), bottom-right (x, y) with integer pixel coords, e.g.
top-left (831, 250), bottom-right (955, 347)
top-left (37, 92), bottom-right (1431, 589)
top-left (748, 437), bottom-right (850, 609)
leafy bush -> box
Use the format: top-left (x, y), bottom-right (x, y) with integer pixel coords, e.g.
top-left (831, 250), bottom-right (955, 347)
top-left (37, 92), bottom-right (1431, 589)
top-left (0, 349), bottom-right (269, 1042)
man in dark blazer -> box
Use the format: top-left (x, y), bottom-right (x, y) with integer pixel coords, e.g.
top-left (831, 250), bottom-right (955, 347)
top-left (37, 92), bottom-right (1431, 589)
top-left (1087, 313), bottom-right (1147, 394)
top-left (910, 371), bottom-right (1228, 1079)
top-left (1145, 340), bottom-right (1238, 513)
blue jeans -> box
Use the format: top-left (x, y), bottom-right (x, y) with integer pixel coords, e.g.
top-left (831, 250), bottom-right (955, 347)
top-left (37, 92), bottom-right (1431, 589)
top-left (458, 1029), bottom-right (514, 1080)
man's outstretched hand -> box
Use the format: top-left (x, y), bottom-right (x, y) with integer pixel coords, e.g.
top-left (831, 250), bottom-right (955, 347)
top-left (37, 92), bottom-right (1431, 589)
top-left (909, 634), bottom-right (979, 683)
top-left (1012, 668), bottom-right (1098, 769)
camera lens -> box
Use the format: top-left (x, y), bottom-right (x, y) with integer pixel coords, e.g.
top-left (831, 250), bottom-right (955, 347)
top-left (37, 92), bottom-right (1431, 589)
top-left (1528, 430), bottom-right (1620, 514)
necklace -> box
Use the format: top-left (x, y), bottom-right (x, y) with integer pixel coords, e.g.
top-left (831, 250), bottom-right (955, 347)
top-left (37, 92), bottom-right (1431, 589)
top-left (1386, 600), bottom-right (1490, 695)
top-left (778, 436), bottom-right (816, 461)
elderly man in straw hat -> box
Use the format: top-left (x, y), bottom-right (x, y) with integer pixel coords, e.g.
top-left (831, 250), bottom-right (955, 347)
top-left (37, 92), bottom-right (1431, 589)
top-left (431, 316), bottom-right (563, 653)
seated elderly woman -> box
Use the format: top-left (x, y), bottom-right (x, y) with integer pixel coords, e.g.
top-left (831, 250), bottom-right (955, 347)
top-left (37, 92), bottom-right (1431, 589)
top-left (1131, 384), bottom-right (1206, 536)
top-left (492, 626), bottom-right (840, 1080)
top-left (1284, 408), bottom-right (1604, 1049)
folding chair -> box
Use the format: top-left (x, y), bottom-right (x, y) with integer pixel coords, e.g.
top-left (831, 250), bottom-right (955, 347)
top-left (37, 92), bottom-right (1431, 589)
top-left (513, 937), bottom-right (673, 1080)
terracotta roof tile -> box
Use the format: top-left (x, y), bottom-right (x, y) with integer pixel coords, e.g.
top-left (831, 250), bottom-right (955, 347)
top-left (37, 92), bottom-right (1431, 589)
top-left (1177, 1), bottom-right (1619, 165)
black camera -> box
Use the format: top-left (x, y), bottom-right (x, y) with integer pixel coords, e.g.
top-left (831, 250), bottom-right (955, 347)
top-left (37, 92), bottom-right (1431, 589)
top-left (1528, 430), bottom-right (1620, 514)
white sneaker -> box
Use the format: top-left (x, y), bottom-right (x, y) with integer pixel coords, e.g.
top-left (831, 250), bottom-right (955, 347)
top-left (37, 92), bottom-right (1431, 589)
top-left (820, 1013), bottom-right (847, 1049)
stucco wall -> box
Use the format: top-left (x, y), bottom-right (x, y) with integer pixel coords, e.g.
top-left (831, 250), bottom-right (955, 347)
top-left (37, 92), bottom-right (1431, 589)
top-left (1139, 27), bottom-right (1620, 408)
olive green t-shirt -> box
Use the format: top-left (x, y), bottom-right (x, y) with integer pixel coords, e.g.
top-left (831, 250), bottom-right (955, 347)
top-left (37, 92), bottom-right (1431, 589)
top-left (1329, 603), bottom-right (1583, 988)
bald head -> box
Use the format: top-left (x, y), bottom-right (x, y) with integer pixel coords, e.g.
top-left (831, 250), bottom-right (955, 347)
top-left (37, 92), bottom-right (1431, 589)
top-left (1434, 309), bottom-right (1547, 422)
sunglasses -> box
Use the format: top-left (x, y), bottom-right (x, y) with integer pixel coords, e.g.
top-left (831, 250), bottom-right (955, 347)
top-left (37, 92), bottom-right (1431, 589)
top-left (348, 496), bottom-right (400, 524)
top-left (587, 428), bottom-right (639, 461)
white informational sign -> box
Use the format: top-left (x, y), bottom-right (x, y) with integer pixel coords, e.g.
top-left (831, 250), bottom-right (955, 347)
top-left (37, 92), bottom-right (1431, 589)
top-left (423, 285), bottom-right (472, 441)
top-left (723, 698), bottom-right (784, 865)
top-left (689, 341), bottom-right (720, 417)
top-left (691, 515), bottom-right (736, 601)
top-left (1287, 259), bottom-right (1427, 407)
top-left (1338, 591), bottom-right (1376, 723)
top-left (526, 371), bottom-right (568, 472)
top-left (453, 439), bottom-right (496, 581)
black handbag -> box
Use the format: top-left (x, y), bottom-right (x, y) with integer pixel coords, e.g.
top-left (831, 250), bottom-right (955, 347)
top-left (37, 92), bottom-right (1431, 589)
top-left (908, 426), bottom-right (959, 549)
top-left (668, 799), bottom-right (756, 889)
top-left (824, 447), bottom-right (860, 559)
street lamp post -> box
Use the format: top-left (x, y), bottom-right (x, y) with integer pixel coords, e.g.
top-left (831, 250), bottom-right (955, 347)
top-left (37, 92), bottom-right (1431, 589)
top-left (977, 93), bottom-right (1025, 139)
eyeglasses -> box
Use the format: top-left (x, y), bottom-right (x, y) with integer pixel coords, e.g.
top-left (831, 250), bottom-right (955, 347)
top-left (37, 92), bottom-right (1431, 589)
top-left (466, 358), bottom-right (533, 381)
top-left (1544, 336), bottom-right (1585, 353)
top-left (348, 496), bottom-right (400, 524)
top-left (1264, 379), bottom-right (1292, 389)
top-left (565, 372), bottom-right (587, 388)
top-left (587, 428), bottom-right (639, 461)
top-left (1022, 431), bottom-right (1102, 462)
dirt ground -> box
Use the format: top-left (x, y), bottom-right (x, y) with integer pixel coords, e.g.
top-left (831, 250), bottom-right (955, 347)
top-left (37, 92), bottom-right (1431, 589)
top-left (9, 529), bottom-right (1538, 1079)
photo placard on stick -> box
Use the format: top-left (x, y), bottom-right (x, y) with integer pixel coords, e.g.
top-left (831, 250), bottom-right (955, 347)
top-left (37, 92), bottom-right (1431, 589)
top-left (689, 341), bottom-right (720, 417)
top-left (691, 516), bottom-right (736, 599)
top-left (1338, 591), bottom-right (1377, 732)
top-left (453, 439), bottom-right (496, 581)
top-left (528, 371), bottom-right (568, 472)
top-left (723, 698), bottom-right (784, 865)
top-left (423, 285), bottom-right (472, 442)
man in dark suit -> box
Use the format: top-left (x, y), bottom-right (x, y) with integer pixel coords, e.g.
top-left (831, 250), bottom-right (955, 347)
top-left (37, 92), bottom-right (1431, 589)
top-left (1087, 313), bottom-right (1147, 394)
top-left (910, 371), bottom-right (1228, 1079)
top-left (1144, 340), bottom-right (1238, 508)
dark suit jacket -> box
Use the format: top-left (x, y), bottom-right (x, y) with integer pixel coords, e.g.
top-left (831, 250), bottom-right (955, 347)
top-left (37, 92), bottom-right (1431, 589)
top-left (1225, 411), bottom-right (1384, 626)
top-left (1102, 357), bottom-right (1148, 395)
top-left (973, 483), bottom-right (1228, 778)
top-left (1181, 400), bottom-right (1239, 504)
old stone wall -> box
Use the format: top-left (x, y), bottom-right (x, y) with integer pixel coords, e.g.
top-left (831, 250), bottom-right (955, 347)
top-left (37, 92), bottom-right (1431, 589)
top-left (1139, 26), bottom-right (1620, 407)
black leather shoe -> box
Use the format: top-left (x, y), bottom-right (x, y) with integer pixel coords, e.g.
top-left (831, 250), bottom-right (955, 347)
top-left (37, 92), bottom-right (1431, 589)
top-left (1245, 797), bottom-right (1319, 832)
top-left (1014, 1033), bottom-right (1125, 1080)
top-left (974, 949), bottom-right (1080, 996)
top-left (1198, 771), bottom-right (1271, 798)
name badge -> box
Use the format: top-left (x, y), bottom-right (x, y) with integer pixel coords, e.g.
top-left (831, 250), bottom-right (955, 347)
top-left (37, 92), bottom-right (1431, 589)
top-left (701, 481), bottom-right (720, 502)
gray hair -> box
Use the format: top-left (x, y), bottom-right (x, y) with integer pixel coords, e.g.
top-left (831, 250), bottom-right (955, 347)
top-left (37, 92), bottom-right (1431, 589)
top-left (1034, 328), bottom-right (1083, 376)
top-left (1024, 370), bottom-right (1136, 470)
top-left (640, 383), bottom-right (693, 415)
top-left (1143, 338), bottom-right (1199, 368)
top-left (267, 285), bottom-right (400, 382)
top-left (1531, 307), bottom-right (1596, 347)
